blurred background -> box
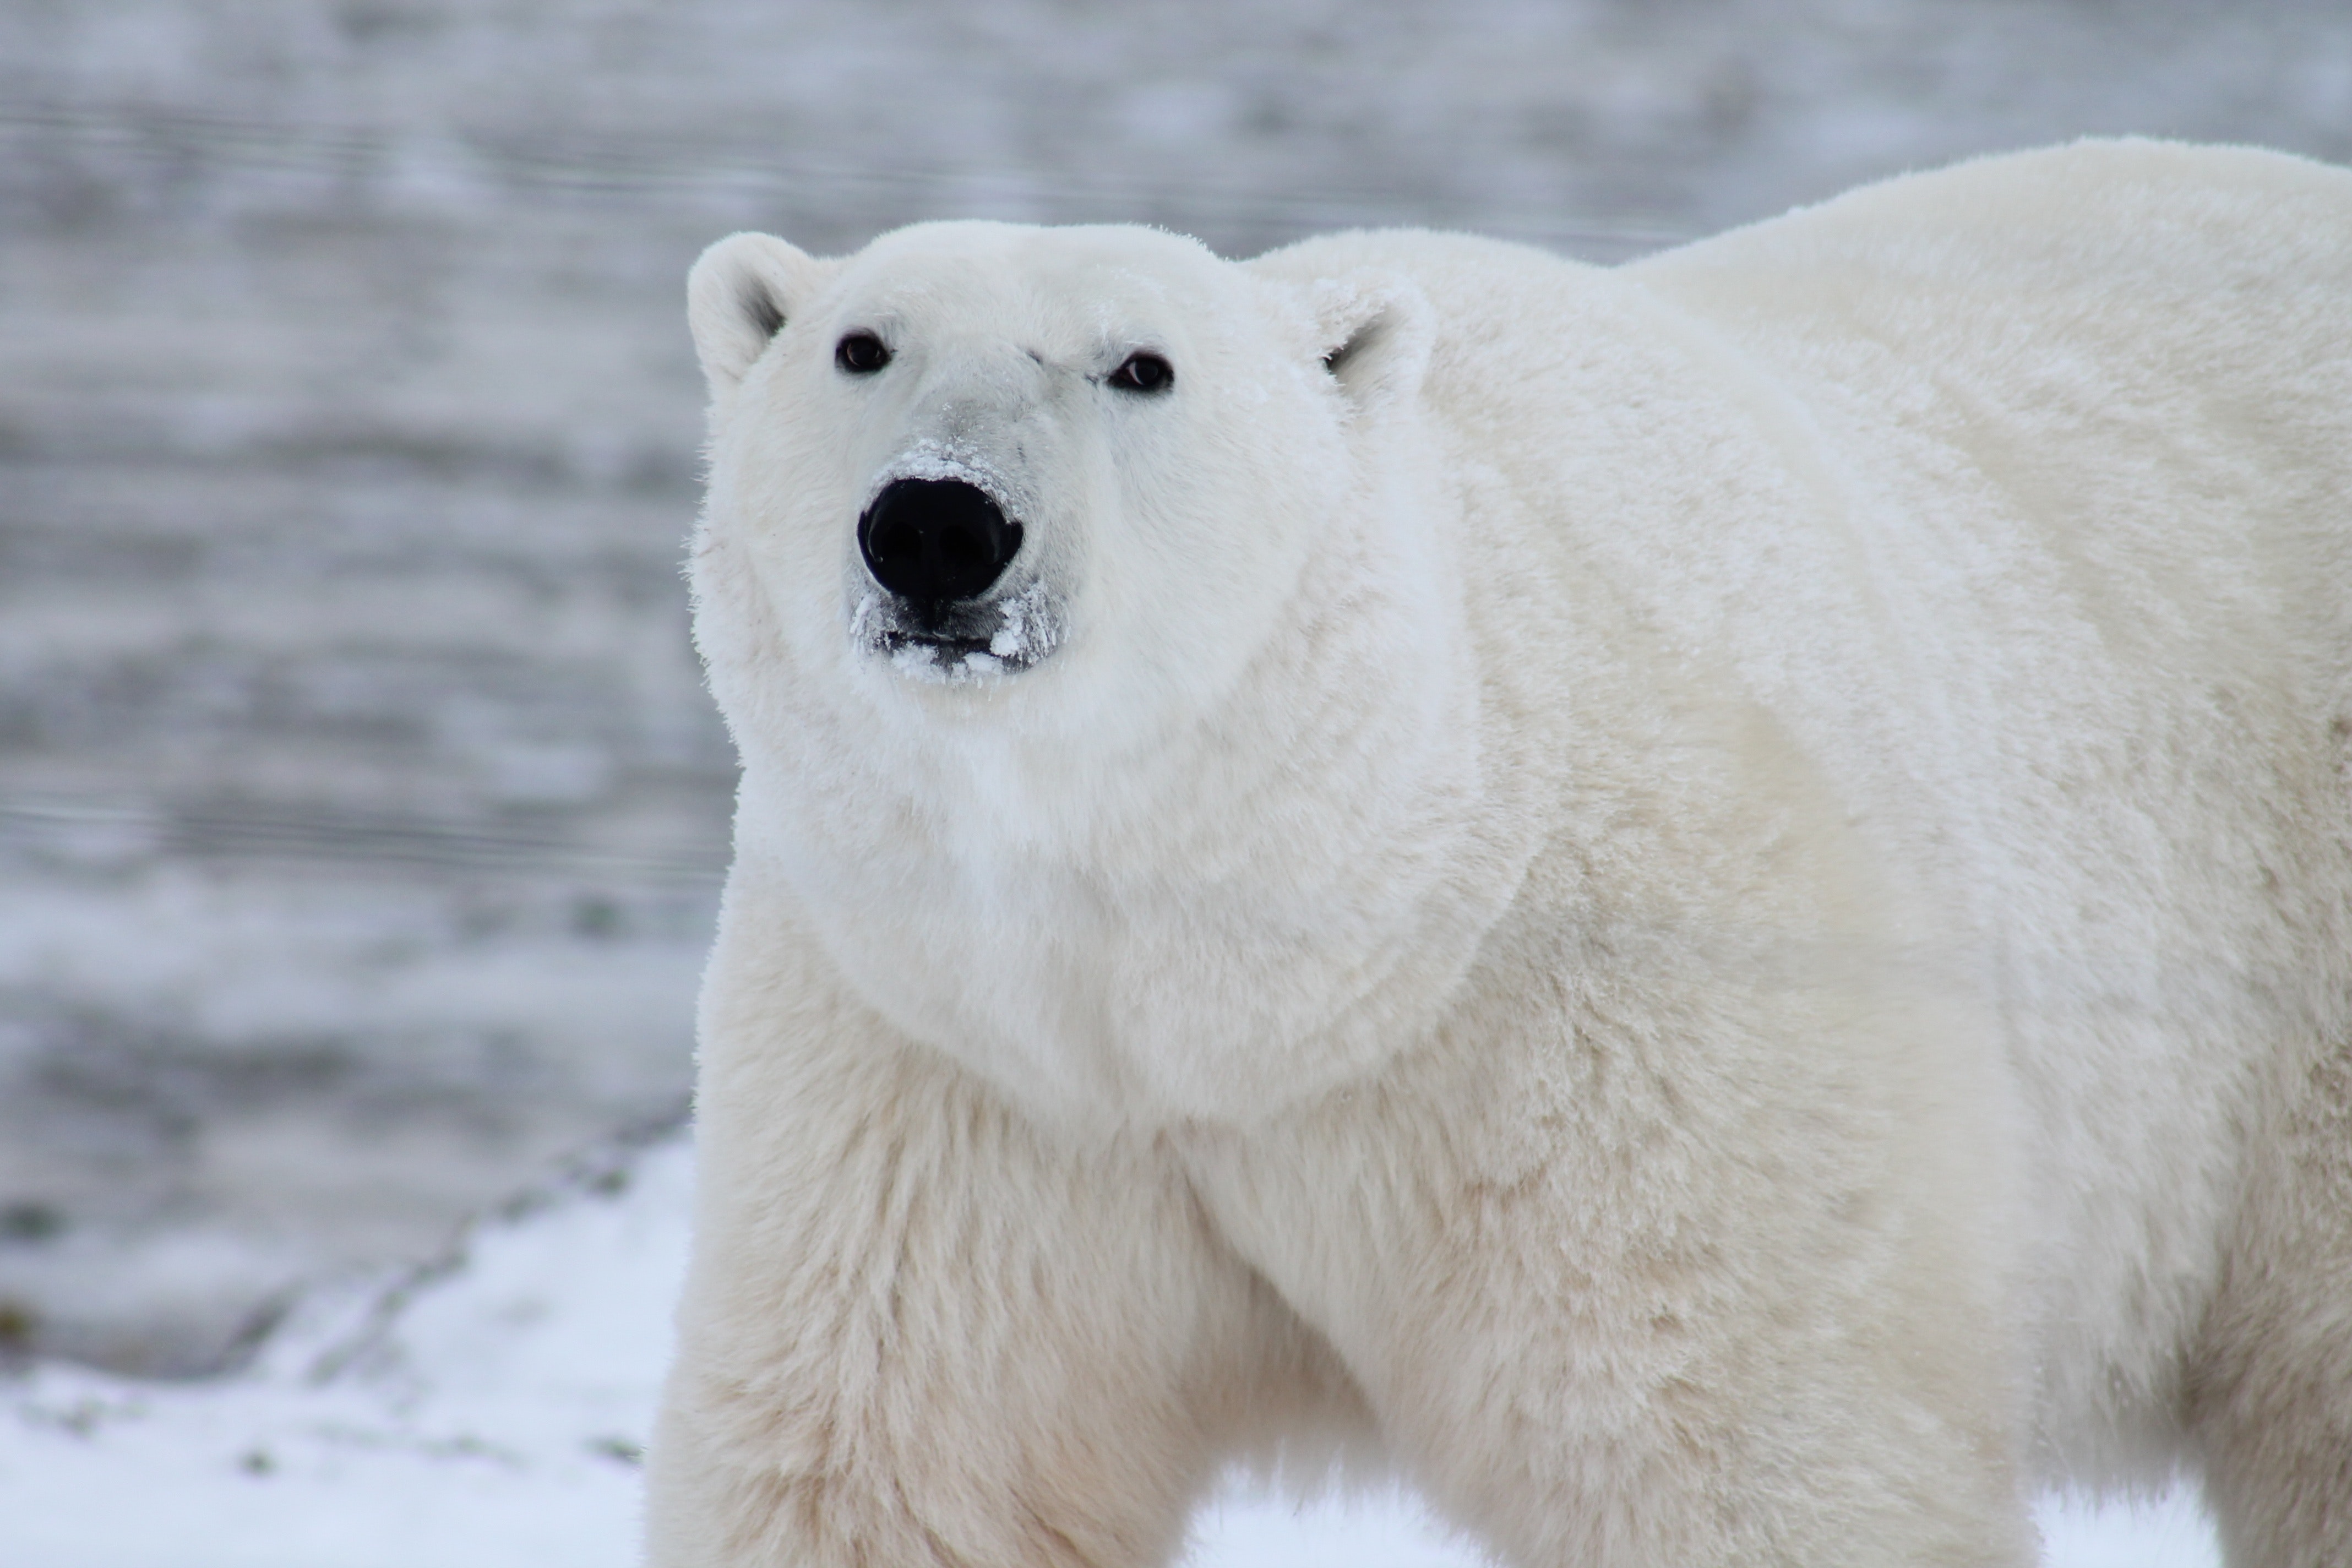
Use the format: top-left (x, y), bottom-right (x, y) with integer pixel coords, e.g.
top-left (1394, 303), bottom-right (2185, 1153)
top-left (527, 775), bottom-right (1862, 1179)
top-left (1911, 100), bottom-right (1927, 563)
top-left (4, 0), bottom-right (2351, 1384)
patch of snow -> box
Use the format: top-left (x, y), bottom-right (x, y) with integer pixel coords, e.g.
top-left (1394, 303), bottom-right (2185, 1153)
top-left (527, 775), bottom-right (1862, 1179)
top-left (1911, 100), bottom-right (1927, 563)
top-left (0, 1137), bottom-right (694, 1568)
top-left (888, 640), bottom-right (962, 683)
top-left (1184, 1487), bottom-right (1495, 1567)
top-left (875, 439), bottom-right (1026, 516)
top-left (2034, 1487), bottom-right (2223, 1568)
top-left (986, 577), bottom-right (1057, 664)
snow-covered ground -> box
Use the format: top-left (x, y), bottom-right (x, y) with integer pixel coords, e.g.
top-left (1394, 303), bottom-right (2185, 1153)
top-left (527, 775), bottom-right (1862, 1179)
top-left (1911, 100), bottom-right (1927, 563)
top-left (0, 1134), bottom-right (2221, 1567)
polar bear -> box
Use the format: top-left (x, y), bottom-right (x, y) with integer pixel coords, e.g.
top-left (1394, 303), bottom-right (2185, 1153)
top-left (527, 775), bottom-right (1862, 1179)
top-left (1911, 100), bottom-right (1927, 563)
top-left (648, 140), bottom-right (2352, 1567)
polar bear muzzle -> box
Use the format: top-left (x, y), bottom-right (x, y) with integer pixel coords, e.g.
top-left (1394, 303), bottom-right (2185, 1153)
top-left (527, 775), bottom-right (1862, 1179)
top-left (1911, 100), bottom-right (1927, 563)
top-left (858, 478), bottom-right (1023, 604)
top-left (848, 475), bottom-right (1059, 679)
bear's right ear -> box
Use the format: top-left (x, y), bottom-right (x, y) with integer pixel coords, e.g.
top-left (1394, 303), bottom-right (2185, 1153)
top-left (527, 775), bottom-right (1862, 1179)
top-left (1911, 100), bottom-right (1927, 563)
top-left (1298, 268), bottom-right (1434, 420)
top-left (687, 232), bottom-right (834, 400)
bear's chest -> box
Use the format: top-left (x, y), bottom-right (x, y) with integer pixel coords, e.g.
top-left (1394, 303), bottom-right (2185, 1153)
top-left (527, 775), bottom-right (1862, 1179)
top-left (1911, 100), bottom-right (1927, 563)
top-left (755, 753), bottom-right (1509, 1128)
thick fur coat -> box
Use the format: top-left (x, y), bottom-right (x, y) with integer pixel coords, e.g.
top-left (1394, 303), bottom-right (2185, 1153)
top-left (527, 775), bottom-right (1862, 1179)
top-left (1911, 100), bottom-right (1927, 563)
top-left (648, 141), bottom-right (2352, 1566)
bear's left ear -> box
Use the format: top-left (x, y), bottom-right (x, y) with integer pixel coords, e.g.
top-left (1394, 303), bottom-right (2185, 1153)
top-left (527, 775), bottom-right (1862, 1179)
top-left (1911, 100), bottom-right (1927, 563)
top-left (687, 232), bottom-right (837, 401)
top-left (1301, 268), bottom-right (1434, 416)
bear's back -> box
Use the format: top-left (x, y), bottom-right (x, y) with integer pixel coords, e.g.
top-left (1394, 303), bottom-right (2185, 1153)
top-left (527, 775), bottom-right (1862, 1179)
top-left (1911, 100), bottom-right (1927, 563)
top-left (1261, 144), bottom-right (2352, 1473)
top-left (1629, 138), bottom-right (2352, 677)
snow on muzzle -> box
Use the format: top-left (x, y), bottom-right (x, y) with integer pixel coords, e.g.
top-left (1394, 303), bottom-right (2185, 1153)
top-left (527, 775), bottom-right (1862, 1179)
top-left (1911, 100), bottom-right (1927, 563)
top-left (850, 476), bottom-right (1063, 680)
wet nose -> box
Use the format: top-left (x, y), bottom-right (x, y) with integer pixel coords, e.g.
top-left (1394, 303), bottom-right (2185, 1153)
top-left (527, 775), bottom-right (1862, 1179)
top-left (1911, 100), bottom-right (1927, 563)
top-left (857, 478), bottom-right (1023, 603)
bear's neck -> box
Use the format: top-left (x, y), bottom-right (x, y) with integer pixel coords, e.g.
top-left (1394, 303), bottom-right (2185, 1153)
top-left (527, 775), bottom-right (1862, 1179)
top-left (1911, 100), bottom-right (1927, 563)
top-left (729, 487), bottom-right (1543, 1131)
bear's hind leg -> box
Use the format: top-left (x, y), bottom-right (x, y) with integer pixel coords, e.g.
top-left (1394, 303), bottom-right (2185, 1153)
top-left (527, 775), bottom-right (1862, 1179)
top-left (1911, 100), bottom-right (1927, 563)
top-left (2188, 1035), bottom-right (2352, 1568)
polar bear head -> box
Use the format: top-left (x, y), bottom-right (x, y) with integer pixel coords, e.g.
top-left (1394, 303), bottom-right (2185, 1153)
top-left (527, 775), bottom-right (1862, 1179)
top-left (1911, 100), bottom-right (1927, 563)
top-left (687, 221), bottom-right (1434, 723)
top-left (687, 222), bottom-right (1493, 1122)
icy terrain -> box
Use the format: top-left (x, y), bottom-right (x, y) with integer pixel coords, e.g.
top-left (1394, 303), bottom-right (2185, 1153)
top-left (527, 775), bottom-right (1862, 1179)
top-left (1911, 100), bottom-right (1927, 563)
top-left (0, 1135), bottom-right (2222, 1567)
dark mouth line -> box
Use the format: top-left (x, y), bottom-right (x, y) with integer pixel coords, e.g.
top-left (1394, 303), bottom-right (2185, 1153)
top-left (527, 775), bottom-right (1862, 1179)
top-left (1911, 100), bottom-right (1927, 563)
top-left (880, 628), bottom-right (998, 659)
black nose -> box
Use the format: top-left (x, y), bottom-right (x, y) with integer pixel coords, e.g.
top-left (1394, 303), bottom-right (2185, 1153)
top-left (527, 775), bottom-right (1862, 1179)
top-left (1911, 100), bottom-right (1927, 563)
top-left (857, 478), bottom-right (1023, 603)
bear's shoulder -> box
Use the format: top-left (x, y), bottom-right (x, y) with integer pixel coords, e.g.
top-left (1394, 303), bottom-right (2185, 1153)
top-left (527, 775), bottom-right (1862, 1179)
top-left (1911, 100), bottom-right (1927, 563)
top-left (1630, 138), bottom-right (2352, 312)
top-left (1245, 226), bottom-right (1615, 318)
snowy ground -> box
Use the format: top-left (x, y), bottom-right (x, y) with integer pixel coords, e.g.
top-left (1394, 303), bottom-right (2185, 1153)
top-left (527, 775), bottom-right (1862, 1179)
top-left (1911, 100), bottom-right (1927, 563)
top-left (0, 1133), bottom-right (2222, 1567)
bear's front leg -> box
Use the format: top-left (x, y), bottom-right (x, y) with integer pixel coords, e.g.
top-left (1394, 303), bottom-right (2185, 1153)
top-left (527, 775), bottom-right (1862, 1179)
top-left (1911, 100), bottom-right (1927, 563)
top-left (1184, 948), bottom-right (2037, 1568)
top-left (645, 921), bottom-right (1326, 1568)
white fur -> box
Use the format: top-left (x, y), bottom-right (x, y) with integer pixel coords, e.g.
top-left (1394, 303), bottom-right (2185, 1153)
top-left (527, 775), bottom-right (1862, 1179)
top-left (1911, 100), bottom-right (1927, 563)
top-left (650, 141), bottom-right (2352, 1566)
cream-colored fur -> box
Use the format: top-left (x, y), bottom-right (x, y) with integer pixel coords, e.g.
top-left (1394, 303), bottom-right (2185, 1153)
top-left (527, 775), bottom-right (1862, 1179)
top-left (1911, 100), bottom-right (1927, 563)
top-left (648, 141), bottom-right (2352, 1566)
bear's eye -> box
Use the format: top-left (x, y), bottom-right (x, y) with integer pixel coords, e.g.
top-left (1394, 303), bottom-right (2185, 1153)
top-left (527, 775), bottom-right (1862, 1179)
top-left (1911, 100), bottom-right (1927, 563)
top-left (835, 331), bottom-right (891, 374)
top-left (1108, 352), bottom-right (1174, 394)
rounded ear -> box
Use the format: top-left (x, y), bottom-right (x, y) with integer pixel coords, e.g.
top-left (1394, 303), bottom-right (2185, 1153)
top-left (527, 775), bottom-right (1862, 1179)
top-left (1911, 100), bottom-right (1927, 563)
top-left (1303, 268), bottom-right (1434, 415)
top-left (687, 232), bottom-right (833, 399)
